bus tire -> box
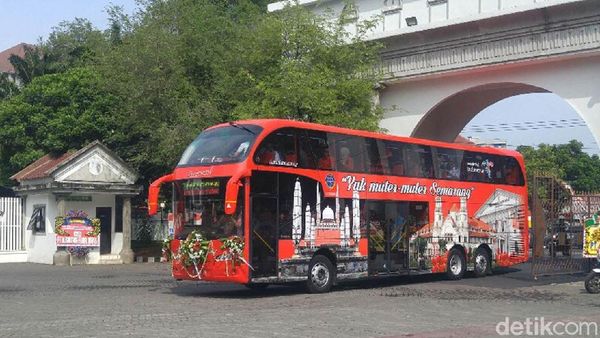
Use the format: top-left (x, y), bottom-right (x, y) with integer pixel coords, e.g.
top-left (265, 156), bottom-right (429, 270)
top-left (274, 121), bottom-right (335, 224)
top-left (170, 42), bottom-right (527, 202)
top-left (307, 255), bottom-right (334, 293)
top-left (473, 248), bottom-right (491, 278)
top-left (446, 248), bottom-right (466, 280)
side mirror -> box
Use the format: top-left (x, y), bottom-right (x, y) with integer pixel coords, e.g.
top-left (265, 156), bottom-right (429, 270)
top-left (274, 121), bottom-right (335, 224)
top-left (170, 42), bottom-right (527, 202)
top-left (148, 173), bottom-right (174, 215)
top-left (224, 169), bottom-right (250, 215)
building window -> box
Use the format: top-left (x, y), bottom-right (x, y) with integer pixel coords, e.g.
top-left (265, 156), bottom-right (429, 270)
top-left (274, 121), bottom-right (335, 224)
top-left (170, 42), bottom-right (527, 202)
top-left (28, 205), bottom-right (46, 234)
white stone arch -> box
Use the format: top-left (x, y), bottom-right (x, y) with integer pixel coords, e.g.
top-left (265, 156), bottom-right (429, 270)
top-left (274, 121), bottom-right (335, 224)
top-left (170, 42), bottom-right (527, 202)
top-left (379, 54), bottom-right (600, 145)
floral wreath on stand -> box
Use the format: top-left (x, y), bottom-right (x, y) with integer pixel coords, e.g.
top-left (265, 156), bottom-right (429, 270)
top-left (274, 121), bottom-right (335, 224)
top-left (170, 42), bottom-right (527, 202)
top-left (54, 210), bottom-right (101, 237)
top-left (68, 246), bottom-right (91, 258)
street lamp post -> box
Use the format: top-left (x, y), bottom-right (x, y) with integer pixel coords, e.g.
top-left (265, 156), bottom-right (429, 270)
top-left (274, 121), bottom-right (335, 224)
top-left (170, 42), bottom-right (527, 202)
top-left (160, 201), bottom-right (166, 238)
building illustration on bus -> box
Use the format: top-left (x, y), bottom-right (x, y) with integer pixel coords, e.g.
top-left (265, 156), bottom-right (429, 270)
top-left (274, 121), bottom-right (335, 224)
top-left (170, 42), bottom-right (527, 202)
top-left (149, 119), bottom-right (528, 293)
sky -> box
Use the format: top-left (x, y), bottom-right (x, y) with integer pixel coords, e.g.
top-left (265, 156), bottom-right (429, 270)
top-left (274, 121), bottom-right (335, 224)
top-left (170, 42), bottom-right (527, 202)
top-left (0, 0), bottom-right (139, 51)
top-left (1, 0), bottom-right (598, 156)
top-left (462, 93), bottom-right (599, 155)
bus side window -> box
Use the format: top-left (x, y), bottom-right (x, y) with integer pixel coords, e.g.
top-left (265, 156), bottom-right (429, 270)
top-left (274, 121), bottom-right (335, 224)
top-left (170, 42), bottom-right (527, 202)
top-left (254, 128), bottom-right (297, 166)
top-left (299, 130), bottom-right (333, 170)
top-left (504, 157), bottom-right (524, 186)
top-left (461, 152), bottom-right (496, 183)
top-left (333, 134), bottom-right (364, 173)
top-left (405, 144), bottom-right (433, 178)
top-left (365, 138), bottom-right (385, 174)
top-left (382, 141), bottom-right (405, 176)
top-left (434, 148), bottom-right (463, 180)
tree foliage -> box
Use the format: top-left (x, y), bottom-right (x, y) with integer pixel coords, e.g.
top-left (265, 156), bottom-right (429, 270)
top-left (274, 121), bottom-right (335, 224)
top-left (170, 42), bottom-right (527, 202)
top-left (43, 18), bottom-right (109, 73)
top-left (517, 140), bottom-right (600, 192)
top-left (0, 67), bottom-right (119, 183)
top-left (8, 45), bottom-right (48, 86)
top-left (0, 73), bottom-right (19, 99)
top-left (222, 4), bottom-right (383, 130)
top-left (0, 0), bottom-right (384, 186)
top-left (97, 0), bottom-right (383, 183)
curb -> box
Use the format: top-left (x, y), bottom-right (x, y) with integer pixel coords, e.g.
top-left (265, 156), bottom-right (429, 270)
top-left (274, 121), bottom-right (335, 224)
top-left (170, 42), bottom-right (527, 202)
top-left (134, 256), bottom-right (164, 263)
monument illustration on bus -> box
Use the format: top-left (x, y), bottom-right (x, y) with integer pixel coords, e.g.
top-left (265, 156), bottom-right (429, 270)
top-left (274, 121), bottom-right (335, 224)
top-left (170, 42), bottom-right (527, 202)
top-left (413, 189), bottom-right (524, 267)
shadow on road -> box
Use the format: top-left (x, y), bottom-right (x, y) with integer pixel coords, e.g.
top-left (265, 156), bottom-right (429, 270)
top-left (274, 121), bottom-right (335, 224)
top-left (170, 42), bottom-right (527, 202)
top-left (165, 263), bottom-right (588, 299)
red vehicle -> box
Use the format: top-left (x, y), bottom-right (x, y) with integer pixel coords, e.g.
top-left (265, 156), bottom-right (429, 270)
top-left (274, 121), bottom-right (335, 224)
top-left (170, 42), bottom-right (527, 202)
top-left (149, 119), bottom-right (528, 293)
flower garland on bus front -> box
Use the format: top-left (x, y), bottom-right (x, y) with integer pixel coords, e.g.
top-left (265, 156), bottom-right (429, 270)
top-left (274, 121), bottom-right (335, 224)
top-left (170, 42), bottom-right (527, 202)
top-left (161, 237), bottom-right (172, 262)
top-left (168, 232), bottom-right (251, 279)
top-left (176, 231), bottom-right (211, 279)
top-left (217, 236), bottom-right (253, 276)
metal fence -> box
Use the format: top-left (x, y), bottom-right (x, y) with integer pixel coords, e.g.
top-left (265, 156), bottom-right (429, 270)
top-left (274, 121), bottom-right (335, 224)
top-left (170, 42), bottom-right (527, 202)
top-left (530, 174), bottom-right (595, 276)
top-left (132, 215), bottom-right (168, 242)
top-left (0, 197), bottom-right (23, 252)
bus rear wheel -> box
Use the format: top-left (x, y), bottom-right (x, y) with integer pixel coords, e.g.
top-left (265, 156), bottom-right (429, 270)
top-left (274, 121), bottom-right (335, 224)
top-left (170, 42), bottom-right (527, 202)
top-left (307, 255), bottom-right (334, 293)
top-left (473, 248), bottom-right (491, 278)
top-left (446, 248), bottom-right (466, 280)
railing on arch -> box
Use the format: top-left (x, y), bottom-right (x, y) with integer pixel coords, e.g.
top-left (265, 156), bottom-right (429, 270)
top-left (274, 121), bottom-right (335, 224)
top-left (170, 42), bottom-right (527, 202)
top-left (0, 197), bottom-right (23, 252)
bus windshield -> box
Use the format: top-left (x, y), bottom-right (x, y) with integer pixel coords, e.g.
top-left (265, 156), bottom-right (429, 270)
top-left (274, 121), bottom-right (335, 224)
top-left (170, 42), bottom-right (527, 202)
top-left (178, 124), bottom-right (263, 166)
top-left (173, 178), bottom-right (243, 240)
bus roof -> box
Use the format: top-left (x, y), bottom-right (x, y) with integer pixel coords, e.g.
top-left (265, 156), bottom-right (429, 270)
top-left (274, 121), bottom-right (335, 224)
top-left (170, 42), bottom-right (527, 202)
top-left (212, 119), bottom-right (524, 160)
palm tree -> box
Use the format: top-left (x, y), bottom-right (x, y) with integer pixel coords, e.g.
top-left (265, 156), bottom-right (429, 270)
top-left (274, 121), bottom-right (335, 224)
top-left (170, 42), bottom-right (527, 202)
top-left (0, 73), bottom-right (19, 99)
top-left (8, 45), bottom-right (47, 86)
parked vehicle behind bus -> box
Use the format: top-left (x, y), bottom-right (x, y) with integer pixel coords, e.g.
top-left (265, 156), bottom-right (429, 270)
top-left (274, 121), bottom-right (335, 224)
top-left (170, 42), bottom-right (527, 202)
top-left (149, 119), bottom-right (529, 293)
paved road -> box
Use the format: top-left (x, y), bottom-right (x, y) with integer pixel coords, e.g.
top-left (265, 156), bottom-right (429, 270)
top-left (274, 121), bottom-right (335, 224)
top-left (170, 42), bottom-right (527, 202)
top-left (0, 263), bottom-right (598, 337)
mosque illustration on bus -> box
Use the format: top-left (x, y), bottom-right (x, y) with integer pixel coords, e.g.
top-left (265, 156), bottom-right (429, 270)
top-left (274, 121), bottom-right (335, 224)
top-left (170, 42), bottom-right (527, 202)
top-left (278, 177), bottom-right (525, 279)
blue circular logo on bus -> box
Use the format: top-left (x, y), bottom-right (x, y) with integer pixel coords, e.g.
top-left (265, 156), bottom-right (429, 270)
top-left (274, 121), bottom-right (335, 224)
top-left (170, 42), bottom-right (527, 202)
top-left (325, 174), bottom-right (335, 189)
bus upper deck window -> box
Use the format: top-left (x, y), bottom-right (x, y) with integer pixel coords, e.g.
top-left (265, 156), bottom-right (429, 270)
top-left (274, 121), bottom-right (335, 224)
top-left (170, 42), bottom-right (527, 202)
top-left (338, 146), bottom-right (354, 171)
top-left (332, 134), bottom-right (364, 173)
top-left (298, 130), bottom-right (334, 170)
top-left (255, 128), bottom-right (297, 166)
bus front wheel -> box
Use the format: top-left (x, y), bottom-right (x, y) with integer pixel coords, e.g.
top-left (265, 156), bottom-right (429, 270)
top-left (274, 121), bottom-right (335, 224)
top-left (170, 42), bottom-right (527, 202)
top-left (307, 255), bottom-right (334, 293)
top-left (446, 249), bottom-right (466, 280)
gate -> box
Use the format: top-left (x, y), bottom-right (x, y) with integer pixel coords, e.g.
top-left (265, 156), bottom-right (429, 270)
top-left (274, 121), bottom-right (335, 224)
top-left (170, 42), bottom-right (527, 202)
top-left (530, 174), bottom-right (593, 277)
top-left (0, 197), bottom-right (23, 252)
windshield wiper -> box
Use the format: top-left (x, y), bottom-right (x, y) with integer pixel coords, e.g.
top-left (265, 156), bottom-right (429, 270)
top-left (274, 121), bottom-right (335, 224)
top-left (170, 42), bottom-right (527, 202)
top-left (229, 122), bottom-right (255, 135)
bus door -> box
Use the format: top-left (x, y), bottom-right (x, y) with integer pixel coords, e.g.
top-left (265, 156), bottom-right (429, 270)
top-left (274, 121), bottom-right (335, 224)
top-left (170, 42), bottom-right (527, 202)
top-left (368, 201), bottom-right (409, 274)
top-left (250, 196), bottom-right (278, 277)
top-left (407, 202), bottom-right (430, 270)
top-left (389, 203), bottom-right (410, 271)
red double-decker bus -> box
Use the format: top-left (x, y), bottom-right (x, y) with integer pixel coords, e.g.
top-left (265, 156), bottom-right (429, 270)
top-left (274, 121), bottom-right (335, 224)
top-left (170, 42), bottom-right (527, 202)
top-left (149, 119), bottom-right (528, 293)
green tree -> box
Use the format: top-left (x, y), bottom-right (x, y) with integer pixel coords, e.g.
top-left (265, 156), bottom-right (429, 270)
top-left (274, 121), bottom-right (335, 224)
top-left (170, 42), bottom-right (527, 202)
top-left (96, 0), bottom-right (383, 182)
top-left (0, 73), bottom-right (19, 99)
top-left (2, 0), bottom-right (385, 186)
top-left (0, 67), bottom-right (119, 184)
top-left (223, 3), bottom-right (383, 130)
top-left (517, 140), bottom-right (600, 192)
top-left (8, 45), bottom-right (47, 86)
top-left (97, 0), bottom-right (226, 182)
top-left (7, 18), bottom-right (108, 87)
top-left (42, 18), bottom-right (109, 73)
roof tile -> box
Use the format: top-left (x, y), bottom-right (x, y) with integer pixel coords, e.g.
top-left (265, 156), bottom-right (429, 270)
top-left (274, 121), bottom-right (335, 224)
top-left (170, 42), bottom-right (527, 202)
top-left (0, 43), bottom-right (31, 74)
top-left (11, 152), bottom-right (74, 182)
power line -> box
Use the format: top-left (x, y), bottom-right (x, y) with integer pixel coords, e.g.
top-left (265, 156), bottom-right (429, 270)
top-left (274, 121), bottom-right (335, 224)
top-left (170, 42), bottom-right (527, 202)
top-left (462, 118), bottom-right (588, 133)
